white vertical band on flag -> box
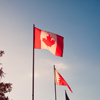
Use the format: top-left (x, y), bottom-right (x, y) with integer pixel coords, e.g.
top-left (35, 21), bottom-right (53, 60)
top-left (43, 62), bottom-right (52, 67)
top-left (55, 69), bottom-right (60, 85)
top-left (41, 30), bottom-right (57, 55)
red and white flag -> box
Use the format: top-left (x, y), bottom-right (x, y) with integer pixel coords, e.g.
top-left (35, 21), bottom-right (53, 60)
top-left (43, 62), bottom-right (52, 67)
top-left (34, 27), bottom-right (64, 57)
top-left (55, 68), bottom-right (73, 93)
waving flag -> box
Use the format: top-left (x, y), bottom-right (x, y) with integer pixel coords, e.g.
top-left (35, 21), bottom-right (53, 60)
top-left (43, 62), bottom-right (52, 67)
top-left (55, 68), bottom-right (73, 93)
top-left (65, 90), bottom-right (70, 100)
top-left (34, 27), bottom-right (64, 57)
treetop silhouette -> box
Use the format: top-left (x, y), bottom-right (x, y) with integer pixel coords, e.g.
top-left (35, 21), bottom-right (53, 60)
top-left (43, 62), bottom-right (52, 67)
top-left (0, 50), bottom-right (12, 100)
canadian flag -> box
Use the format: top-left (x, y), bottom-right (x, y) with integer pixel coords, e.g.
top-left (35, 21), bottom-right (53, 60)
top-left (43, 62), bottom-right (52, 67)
top-left (34, 27), bottom-right (64, 57)
top-left (55, 68), bottom-right (73, 93)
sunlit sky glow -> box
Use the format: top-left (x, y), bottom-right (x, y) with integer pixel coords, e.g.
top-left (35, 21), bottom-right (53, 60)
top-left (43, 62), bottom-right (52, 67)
top-left (0, 0), bottom-right (100, 100)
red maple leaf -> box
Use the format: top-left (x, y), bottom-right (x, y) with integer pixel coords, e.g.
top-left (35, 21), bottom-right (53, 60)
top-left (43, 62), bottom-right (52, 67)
top-left (42, 35), bottom-right (55, 47)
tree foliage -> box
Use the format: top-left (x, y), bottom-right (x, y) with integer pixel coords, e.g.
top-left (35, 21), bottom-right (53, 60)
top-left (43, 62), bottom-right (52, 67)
top-left (0, 51), bottom-right (12, 100)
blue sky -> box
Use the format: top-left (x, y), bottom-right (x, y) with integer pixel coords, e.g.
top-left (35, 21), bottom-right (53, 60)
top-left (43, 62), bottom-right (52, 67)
top-left (0, 0), bottom-right (100, 100)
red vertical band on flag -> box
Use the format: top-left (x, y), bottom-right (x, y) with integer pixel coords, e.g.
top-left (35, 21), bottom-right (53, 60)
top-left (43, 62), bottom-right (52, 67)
top-left (56, 35), bottom-right (64, 57)
top-left (34, 27), bottom-right (41, 48)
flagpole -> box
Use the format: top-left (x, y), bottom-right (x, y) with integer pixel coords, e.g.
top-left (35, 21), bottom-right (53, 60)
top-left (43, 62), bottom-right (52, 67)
top-left (65, 90), bottom-right (66, 100)
top-left (54, 65), bottom-right (57, 100)
top-left (32, 24), bottom-right (35, 100)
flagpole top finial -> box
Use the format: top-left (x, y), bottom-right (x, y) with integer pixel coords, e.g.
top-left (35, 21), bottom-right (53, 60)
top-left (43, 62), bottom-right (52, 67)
top-left (53, 65), bottom-right (55, 69)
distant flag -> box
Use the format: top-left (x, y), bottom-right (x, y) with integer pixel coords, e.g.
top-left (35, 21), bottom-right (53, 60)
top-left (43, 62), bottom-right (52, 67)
top-left (34, 27), bottom-right (64, 57)
top-left (54, 68), bottom-right (73, 93)
top-left (65, 90), bottom-right (70, 100)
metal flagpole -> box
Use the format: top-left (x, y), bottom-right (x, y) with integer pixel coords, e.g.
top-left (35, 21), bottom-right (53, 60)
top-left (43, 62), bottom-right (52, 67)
top-left (65, 90), bottom-right (66, 100)
top-left (54, 65), bottom-right (57, 100)
top-left (32, 24), bottom-right (35, 100)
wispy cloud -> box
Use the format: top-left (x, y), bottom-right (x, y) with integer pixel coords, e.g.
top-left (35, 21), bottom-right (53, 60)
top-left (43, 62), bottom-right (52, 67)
top-left (43, 59), bottom-right (69, 70)
top-left (29, 59), bottom-right (70, 79)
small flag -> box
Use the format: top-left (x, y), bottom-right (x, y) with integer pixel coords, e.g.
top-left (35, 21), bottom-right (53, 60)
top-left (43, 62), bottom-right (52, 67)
top-left (34, 27), bottom-right (64, 57)
top-left (55, 68), bottom-right (73, 93)
top-left (65, 90), bottom-right (70, 100)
